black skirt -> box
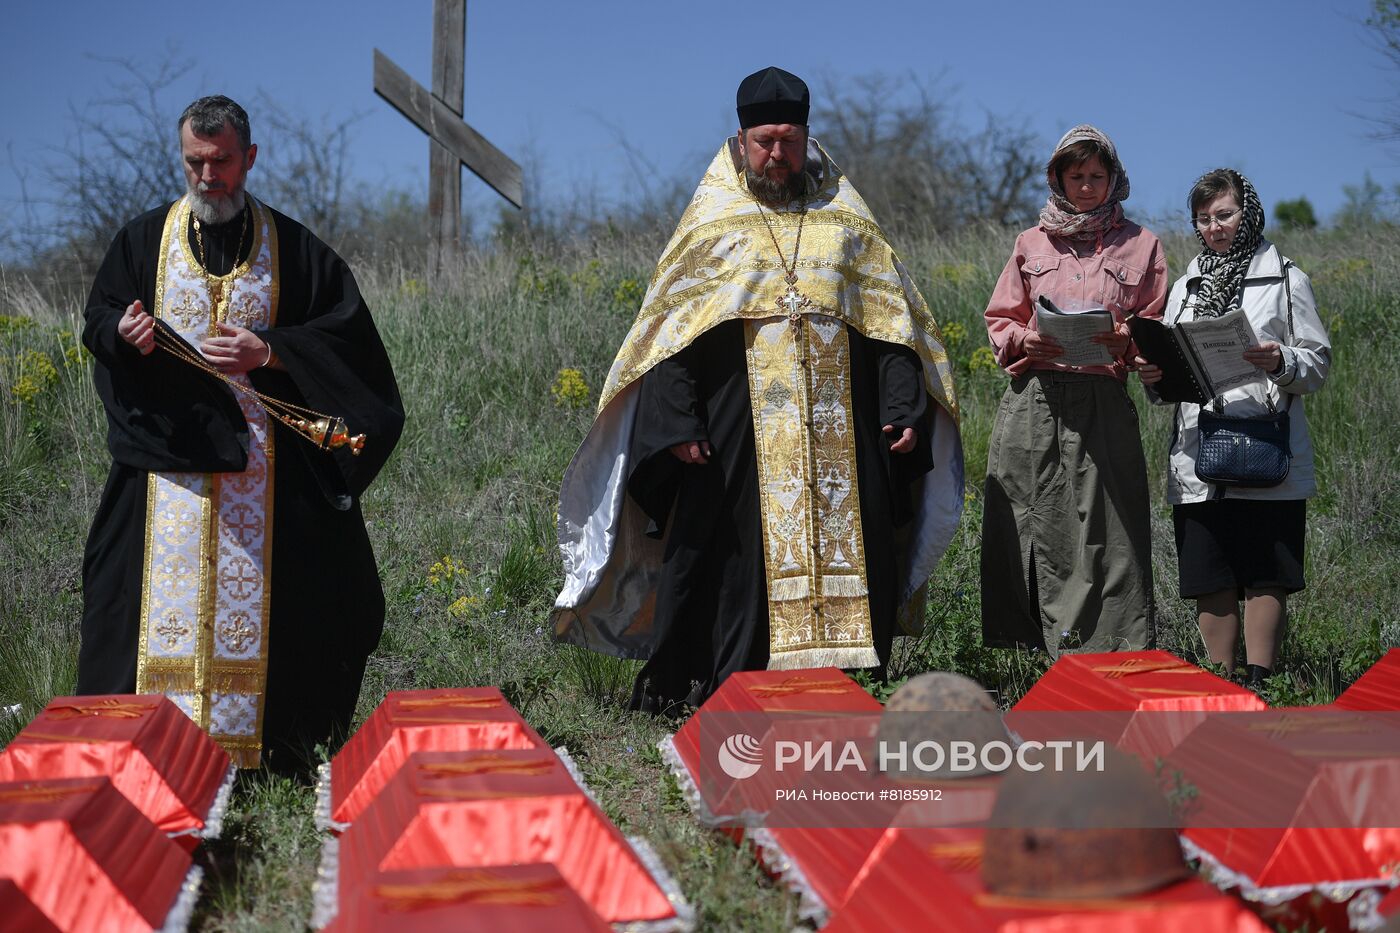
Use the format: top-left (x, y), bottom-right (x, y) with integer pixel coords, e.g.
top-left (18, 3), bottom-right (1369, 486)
top-left (1172, 498), bottom-right (1307, 598)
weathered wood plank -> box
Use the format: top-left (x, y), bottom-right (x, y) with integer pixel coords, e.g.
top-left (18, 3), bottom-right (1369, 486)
top-left (428, 142), bottom-right (461, 271)
top-left (431, 0), bottom-right (465, 113)
top-left (373, 48), bottom-right (523, 208)
top-left (428, 0), bottom-right (466, 273)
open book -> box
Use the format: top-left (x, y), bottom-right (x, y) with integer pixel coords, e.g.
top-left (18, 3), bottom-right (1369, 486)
top-left (1033, 296), bottom-right (1114, 367)
top-left (1127, 309), bottom-right (1263, 404)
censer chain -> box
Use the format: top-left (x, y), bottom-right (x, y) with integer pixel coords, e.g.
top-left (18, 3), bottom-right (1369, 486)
top-left (153, 325), bottom-right (366, 455)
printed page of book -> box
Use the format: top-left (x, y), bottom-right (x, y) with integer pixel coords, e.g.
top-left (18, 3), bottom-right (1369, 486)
top-left (1034, 298), bottom-right (1114, 367)
top-left (1179, 308), bottom-right (1263, 395)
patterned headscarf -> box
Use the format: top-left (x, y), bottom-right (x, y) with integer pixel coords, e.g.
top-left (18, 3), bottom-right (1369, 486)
top-left (1190, 169), bottom-right (1265, 319)
top-left (1038, 124), bottom-right (1131, 245)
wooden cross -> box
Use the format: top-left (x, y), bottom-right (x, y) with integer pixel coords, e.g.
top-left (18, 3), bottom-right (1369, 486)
top-left (373, 0), bottom-right (523, 276)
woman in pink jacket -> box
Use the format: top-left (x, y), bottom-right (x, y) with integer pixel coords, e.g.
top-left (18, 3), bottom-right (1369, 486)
top-left (980, 125), bottom-right (1167, 656)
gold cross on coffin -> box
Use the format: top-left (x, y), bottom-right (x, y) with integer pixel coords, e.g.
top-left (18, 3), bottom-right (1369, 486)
top-left (779, 284), bottom-right (812, 323)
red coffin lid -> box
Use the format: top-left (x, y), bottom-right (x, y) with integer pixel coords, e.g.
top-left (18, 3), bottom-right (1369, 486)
top-left (667, 669), bottom-right (880, 827)
top-left (0, 694), bottom-right (232, 845)
top-left (826, 826), bottom-right (1271, 933)
top-left (324, 687), bottom-right (545, 830)
top-left (1009, 651), bottom-right (1266, 761)
top-left (1336, 649), bottom-right (1400, 711)
top-left (322, 863), bottom-right (611, 933)
top-left (677, 668), bottom-right (880, 719)
top-left (0, 777), bottom-right (195, 933)
top-left (327, 748), bottom-right (680, 927)
top-left (752, 823), bottom-right (886, 921)
top-left (1169, 708), bottom-right (1400, 891)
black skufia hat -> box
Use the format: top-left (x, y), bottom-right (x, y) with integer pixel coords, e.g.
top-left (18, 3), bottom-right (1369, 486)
top-left (736, 66), bottom-right (809, 128)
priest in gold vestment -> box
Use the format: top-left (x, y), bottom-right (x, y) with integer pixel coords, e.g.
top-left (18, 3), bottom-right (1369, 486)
top-left (551, 68), bottom-right (963, 714)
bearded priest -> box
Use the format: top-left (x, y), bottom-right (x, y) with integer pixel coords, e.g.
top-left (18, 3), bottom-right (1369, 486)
top-left (76, 95), bottom-right (404, 776)
top-left (552, 67), bottom-right (963, 715)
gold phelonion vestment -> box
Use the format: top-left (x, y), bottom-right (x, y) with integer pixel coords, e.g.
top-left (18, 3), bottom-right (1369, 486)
top-left (554, 138), bottom-right (963, 670)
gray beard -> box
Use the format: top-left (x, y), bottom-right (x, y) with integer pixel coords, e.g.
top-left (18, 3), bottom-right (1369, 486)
top-left (188, 182), bottom-right (246, 225)
top-left (745, 163), bottom-right (812, 207)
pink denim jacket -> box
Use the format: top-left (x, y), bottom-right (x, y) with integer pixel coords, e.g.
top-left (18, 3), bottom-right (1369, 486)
top-left (984, 221), bottom-right (1168, 380)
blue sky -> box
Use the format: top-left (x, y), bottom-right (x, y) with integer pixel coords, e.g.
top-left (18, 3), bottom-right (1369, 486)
top-left (2, 0), bottom-right (1395, 242)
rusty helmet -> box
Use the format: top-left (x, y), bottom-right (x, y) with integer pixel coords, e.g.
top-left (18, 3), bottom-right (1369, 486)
top-left (878, 672), bottom-right (1006, 779)
top-left (981, 746), bottom-right (1188, 899)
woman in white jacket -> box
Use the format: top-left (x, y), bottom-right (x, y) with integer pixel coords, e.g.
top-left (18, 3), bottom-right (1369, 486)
top-left (1136, 169), bottom-right (1330, 688)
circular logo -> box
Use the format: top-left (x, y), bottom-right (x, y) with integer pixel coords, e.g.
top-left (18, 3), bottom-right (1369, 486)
top-left (717, 733), bottom-right (763, 780)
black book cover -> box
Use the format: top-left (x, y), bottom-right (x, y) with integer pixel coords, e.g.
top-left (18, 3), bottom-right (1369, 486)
top-left (1127, 316), bottom-right (1209, 404)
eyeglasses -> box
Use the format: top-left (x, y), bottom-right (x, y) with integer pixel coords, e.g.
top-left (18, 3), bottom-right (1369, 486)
top-left (1192, 208), bottom-right (1242, 229)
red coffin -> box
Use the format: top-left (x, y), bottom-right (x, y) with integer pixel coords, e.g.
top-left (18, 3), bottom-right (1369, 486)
top-left (825, 825), bottom-right (1271, 932)
top-left (313, 747), bottom-right (690, 930)
top-left (318, 687), bottom-right (546, 831)
top-left (1336, 649), bottom-right (1400, 711)
top-left (0, 777), bottom-right (200, 933)
top-left (1165, 708), bottom-right (1400, 931)
top-left (320, 863), bottom-right (612, 933)
top-left (752, 776), bottom-right (1002, 924)
top-left (751, 821), bottom-right (886, 924)
top-left (0, 695), bottom-right (233, 847)
top-left (1009, 651), bottom-right (1266, 761)
top-left (661, 668), bottom-right (881, 828)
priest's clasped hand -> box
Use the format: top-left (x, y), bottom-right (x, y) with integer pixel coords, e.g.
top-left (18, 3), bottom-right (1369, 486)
top-left (883, 424), bottom-right (918, 453)
top-left (202, 322), bottom-right (271, 374)
top-left (669, 440), bottom-right (713, 464)
top-left (117, 300), bottom-right (156, 355)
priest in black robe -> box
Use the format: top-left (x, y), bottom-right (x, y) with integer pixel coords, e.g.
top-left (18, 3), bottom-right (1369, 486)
top-left (551, 69), bottom-right (964, 715)
top-left (77, 96), bottom-right (403, 775)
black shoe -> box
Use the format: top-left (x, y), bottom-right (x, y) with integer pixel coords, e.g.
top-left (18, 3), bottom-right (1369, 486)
top-left (1246, 664), bottom-right (1273, 689)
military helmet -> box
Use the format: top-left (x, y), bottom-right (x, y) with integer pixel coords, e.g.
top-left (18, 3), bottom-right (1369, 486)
top-left (981, 746), bottom-right (1188, 899)
top-left (878, 672), bottom-right (1005, 779)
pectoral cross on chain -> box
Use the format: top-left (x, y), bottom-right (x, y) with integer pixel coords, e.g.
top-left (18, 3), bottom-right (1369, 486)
top-left (780, 282), bottom-right (811, 325)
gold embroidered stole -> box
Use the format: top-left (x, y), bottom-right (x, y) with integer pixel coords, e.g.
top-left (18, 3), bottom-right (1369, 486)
top-left (746, 314), bottom-right (877, 669)
top-left (137, 196), bottom-right (278, 768)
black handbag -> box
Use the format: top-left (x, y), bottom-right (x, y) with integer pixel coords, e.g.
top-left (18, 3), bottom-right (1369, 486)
top-left (1191, 260), bottom-right (1295, 488)
top-left (1195, 403), bottom-right (1291, 487)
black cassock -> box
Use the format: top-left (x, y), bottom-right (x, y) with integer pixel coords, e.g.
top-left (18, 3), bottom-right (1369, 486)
top-left (624, 320), bottom-right (933, 714)
top-left (77, 200), bottom-right (403, 774)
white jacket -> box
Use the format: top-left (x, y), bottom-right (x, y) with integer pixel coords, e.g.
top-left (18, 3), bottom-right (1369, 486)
top-left (1159, 240), bottom-right (1331, 504)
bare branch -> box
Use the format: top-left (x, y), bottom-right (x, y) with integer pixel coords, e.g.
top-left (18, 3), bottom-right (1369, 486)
top-left (812, 71), bottom-right (1040, 236)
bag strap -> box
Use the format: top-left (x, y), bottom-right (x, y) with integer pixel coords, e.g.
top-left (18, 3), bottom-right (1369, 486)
top-left (1281, 257), bottom-right (1294, 347)
top-left (1203, 256), bottom-right (1295, 415)
top-left (1277, 258), bottom-right (1294, 415)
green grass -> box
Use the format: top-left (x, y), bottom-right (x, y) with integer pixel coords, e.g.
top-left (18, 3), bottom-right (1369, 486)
top-left (1, 221), bottom-right (1395, 929)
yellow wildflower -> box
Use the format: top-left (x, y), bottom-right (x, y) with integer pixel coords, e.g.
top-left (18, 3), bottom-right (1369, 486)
top-left (9, 349), bottom-right (59, 403)
top-left (64, 344), bottom-right (89, 368)
top-left (448, 595), bottom-right (479, 617)
top-left (941, 321), bottom-right (967, 347)
top-left (59, 332), bottom-right (90, 369)
top-left (968, 346), bottom-right (998, 373)
top-left (0, 315), bottom-right (37, 338)
top-left (427, 555), bottom-right (465, 586)
top-left (551, 368), bottom-right (590, 409)
top-left (613, 278), bottom-right (645, 307)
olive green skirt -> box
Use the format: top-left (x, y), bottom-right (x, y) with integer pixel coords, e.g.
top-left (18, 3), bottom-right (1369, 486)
top-left (980, 371), bottom-right (1153, 656)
